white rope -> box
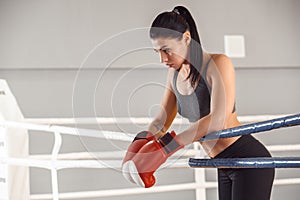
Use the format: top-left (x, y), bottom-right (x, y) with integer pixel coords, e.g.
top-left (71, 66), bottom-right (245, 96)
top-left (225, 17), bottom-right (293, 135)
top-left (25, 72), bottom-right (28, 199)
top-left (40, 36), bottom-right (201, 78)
top-left (28, 148), bottom-right (199, 160)
top-left (30, 183), bottom-right (205, 199)
top-left (3, 143), bottom-right (299, 170)
top-left (29, 151), bottom-right (126, 160)
top-left (0, 157), bottom-right (119, 170)
top-left (0, 157), bottom-right (189, 170)
top-left (0, 120), bottom-right (134, 142)
top-left (24, 114), bottom-right (291, 125)
top-left (28, 144), bottom-right (300, 161)
top-left (29, 178), bottom-right (300, 199)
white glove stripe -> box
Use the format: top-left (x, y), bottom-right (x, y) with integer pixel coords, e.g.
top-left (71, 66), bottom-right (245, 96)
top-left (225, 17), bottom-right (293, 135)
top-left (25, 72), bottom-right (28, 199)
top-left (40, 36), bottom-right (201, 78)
top-left (122, 161), bottom-right (137, 184)
top-left (128, 160), bottom-right (145, 188)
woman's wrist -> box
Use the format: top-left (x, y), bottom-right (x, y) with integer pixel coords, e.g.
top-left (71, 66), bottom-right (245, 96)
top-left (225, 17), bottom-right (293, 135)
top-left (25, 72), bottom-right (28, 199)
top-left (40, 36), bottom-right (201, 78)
top-left (149, 122), bottom-right (166, 139)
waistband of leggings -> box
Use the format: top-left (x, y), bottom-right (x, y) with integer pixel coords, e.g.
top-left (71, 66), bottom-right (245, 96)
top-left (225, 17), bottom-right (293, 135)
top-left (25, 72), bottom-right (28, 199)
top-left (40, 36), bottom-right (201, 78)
top-left (214, 134), bottom-right (258, 158)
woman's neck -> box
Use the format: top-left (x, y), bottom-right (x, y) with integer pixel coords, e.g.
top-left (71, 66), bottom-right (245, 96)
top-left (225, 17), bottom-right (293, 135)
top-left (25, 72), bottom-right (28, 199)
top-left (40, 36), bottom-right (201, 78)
top-left (179, 64), bottom-right (190, 77)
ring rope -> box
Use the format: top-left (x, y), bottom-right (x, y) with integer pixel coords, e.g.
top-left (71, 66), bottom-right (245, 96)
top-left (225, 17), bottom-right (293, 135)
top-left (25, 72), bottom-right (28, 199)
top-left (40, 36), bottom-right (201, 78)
top-left (199, 113), bottom-right (300, 141)
top-left (189, 157), bottom-right (300, 168)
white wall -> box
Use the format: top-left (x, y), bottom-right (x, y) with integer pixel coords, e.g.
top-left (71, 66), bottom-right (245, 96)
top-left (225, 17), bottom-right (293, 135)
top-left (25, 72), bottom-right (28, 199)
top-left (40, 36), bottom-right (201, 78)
top-left (0, 0), bottom-right (300, 69)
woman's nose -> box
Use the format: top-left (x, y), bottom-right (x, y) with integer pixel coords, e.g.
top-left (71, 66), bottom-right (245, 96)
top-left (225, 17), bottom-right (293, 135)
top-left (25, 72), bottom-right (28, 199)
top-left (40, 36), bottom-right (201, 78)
top-left (159, 51), bottom-right (168, 63)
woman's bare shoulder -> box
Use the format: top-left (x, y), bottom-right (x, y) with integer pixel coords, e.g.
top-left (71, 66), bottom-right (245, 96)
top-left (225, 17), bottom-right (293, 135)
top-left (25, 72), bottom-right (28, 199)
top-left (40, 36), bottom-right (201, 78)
top-left (210, 53), bottom-right (231, 63)
top-left (205, 53), bottom-right (235, 84)
top-left (208, 53), bottom-right (234, 71)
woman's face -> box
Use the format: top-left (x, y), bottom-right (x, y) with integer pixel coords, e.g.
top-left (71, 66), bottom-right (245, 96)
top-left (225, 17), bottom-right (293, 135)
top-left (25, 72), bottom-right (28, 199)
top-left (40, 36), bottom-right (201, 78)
top-left (151, 33), bottom-right (190, 70)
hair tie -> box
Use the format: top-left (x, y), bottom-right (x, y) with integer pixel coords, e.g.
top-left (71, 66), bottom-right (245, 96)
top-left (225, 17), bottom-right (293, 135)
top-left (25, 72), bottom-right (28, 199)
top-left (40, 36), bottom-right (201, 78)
top-left (172, 8), bottom-right (180, 15)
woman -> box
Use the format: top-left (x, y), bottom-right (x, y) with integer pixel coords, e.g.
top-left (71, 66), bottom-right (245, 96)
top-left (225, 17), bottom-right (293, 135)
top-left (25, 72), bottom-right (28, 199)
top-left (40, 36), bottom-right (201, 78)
top-left (122, 6), bottom-right (274, 200)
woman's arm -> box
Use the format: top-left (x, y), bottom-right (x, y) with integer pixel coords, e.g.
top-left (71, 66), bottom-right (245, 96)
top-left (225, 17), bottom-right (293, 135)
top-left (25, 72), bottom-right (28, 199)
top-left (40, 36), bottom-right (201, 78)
top-left (148, 69), bottom-right (178, 139)
top-left (177, 54), bottom-right (237, 145)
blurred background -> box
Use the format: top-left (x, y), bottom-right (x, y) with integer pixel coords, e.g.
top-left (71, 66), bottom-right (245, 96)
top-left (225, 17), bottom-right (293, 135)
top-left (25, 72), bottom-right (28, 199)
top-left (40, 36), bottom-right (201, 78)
top-left (0, 0), bottom-right (300, 199)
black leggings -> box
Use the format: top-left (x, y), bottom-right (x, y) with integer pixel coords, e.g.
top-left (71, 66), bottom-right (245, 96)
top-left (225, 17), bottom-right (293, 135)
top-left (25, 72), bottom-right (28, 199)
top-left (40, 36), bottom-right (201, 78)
top-left (215, 135), bottom-right (275, 200)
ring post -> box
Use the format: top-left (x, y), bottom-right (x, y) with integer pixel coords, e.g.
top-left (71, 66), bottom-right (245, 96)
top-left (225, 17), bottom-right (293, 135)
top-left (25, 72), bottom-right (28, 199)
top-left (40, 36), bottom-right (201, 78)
top-left (0, 80), bottom-right (29, 200)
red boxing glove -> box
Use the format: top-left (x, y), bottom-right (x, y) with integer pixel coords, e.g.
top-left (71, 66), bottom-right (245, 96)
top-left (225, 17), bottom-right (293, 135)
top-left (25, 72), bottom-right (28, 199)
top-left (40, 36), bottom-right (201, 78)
top-left (122, 131), bottom-right (155, 184)
top-left (128, 131), bottom-right (184, 188)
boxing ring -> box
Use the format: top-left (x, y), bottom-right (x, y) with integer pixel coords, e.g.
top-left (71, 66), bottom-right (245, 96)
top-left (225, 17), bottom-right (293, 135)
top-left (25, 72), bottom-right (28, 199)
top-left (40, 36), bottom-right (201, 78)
top-left (0, 114), bottom-right (300, 200)
top-left (1, 80), bottom-right (300, 200)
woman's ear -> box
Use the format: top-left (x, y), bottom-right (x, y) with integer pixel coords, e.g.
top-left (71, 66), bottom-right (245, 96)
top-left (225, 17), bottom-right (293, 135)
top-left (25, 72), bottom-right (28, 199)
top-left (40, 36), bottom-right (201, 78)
top-left (183, 31), bottom-right (191, 46)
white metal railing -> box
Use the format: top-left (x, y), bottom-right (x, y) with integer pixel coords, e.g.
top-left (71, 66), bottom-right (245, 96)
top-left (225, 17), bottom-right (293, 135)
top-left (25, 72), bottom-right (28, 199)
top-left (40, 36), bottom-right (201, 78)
top-left (0, 114), bottom-right (300, 200)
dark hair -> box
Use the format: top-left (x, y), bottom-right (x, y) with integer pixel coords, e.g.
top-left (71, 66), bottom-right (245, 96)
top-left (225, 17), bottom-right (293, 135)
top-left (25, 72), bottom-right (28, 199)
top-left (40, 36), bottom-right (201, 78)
top-left (150, 6), bottom-right (203, 87)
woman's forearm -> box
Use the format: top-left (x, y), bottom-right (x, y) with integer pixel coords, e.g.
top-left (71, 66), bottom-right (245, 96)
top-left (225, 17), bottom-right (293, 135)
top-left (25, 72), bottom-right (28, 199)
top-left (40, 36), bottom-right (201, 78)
top-left (176, 115), bottom-right (211, 145)
top-left (177, 112), bottom-right (231, 145)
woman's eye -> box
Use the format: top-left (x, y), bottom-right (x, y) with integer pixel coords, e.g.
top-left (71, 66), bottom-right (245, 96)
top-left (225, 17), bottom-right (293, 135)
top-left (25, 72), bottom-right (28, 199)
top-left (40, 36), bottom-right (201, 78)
top-left (163, 49), bottom-right (171, 54)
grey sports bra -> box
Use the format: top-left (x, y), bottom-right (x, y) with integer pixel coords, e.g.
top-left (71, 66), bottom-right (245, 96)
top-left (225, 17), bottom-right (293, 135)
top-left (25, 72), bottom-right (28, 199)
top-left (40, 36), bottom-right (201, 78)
top-left (173, 58), bottom-right (236, 122)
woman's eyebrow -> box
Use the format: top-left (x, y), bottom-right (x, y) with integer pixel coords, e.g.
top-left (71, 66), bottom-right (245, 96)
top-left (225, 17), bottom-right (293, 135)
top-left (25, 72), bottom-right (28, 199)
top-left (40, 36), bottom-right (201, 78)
top-left (154, 45), bottom-right (168, 52)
